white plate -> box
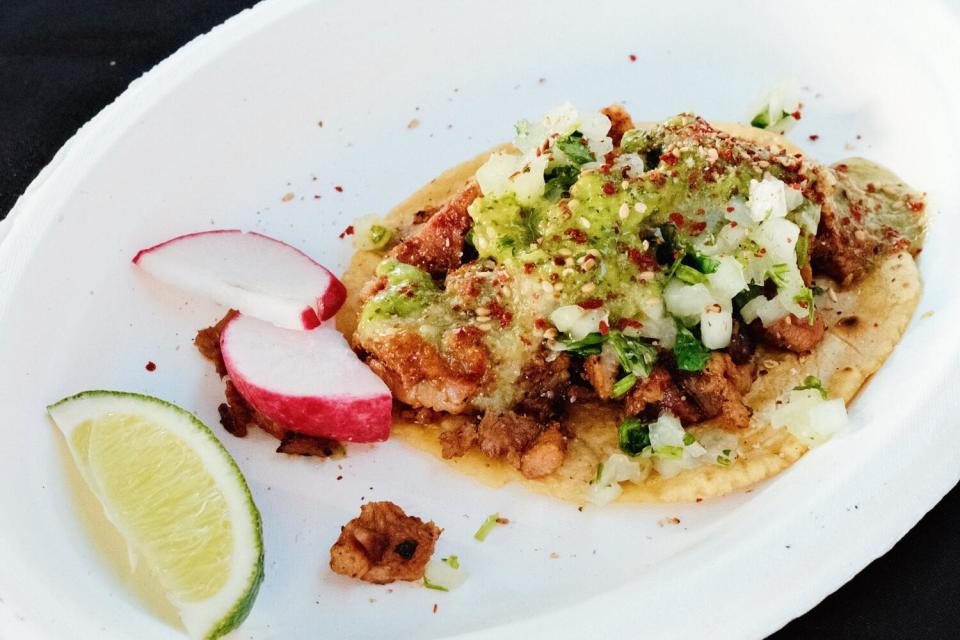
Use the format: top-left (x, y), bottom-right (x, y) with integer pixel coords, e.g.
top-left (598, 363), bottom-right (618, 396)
top-left (2, 1), bottom-right (960, 638)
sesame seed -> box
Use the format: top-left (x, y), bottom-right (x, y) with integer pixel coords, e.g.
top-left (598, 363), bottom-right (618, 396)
top-left (542, 281), bottom-right (554, 293)
top-left (579, 217), bottom-right (591, 229)
top-left (621, 180), bottom-right (630, 190)
top-left (618, 203), bottom-right (630, 220)
top-left (582, 258), bottom-right (597, 271)
top-left (559, 248), bottom-right (573, 257)
top-left (581, 282), bottom-right (596, 293)
top-left (763, 359), bottom-right (779, 369)
top-left (477, 323), bottom-right (492, 331)
top-left (562, 268), bottom-right (575, 277)
top-left (634, 202), bottom-right (647, 214)
top-left (544, 328), bottom-right (558, 339)
top-left (476, 307), bottom-right (490, 316)
top-left (828, 287), bottom-right (838, 302)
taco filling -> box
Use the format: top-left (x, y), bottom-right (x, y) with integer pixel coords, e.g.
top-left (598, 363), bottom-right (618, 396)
top-left (342, 103), bottom-right (926, 504)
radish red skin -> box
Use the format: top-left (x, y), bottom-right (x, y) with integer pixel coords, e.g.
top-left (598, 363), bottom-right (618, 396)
top-left (220, 314), bottom-right (392, 442)
top-left (227, 374), bottom-right (391, 442)
top-left (315, 275), bottom-right (347, 323)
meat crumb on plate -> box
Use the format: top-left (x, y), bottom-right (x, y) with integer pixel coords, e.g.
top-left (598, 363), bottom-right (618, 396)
top-left (330, 501), bottom-right (441, 584)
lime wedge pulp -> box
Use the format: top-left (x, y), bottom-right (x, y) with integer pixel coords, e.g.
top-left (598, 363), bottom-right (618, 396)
top-left (47, 391), bottom-right (264, 640)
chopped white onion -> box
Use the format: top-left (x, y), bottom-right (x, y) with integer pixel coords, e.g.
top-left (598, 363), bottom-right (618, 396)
top-left (771, 389), bottom-right (848, 446)
top-left (748, 174), bottom-right (789, 222)
top-left (755, 295), bottom-right (791, 326)
top-left (700, 307), bottom-right (733, 349)
top-left (750, 217), bottom-right (801, 263)
top-left (511, 154), bottom-right (548, 205)
top-left (698, 430), bottom-right (741, 466)
top-left (663, 281), bottom-right (715, 320)
top-left (476, 152), bottom-right (521, 198)
top-left (613, 152), bottom-right (645, 177)
top-left (784, 184), bottom-right (804, 211)
top-left (706, 256), bottom-right (747, 300)
top-left (793, 201), bottom-right (822, 235)
top-left (649, 412), bottom-right (686, 450)
top-left (638, 315), bottom-right (677, 349)
top-left (648, 412), bottom-right (707, 478)
top-left (749, 79), bottom-right (801, 134)
top-left (585, 453), bottom-right (647, 506)
top-left (425, 557), bottom-right (467, 591)
top-left (740, 295), bottom-right (790, 326)
top-left (550, 304), bottom-right (608, 340)
top-left (479, 103), bottom-right (613, 202)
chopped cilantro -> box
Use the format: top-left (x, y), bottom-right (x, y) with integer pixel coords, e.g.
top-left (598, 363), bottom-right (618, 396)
top-left (543, 164), bottom-right (581, 201)
top-left (656, 445), bottom-right (683, 459)
top-left (673, 322), bottom-right (712, 372)
top-left (751, 109), bottom-right (791, 130)
top-left (558, 332), bottom-right (606, 356)
top-left (618, 418), bottom-right (651, 456)
top-left (750, 112), bottom-right (770, 129)
top-left (794, 375), bottom-right (827, 399)
top-left (675, 264), bottom-right (708, 285)
top-left (423, 576), bottom-right (449, 592)
top-left (796, 233), bottom-right (809, 268)
top-left (767, 263), bottom-right (791, 289)
top-left (593, 462), bottom-right (605, 484)
top-left (611, 373), bottom-right (638, 398)
top-left (692, 251), bottom-right (720, 274)
top-left (682, 432), bottom-right (696, 446)
top-left (666, 251), bottom-right (686, 279)
top-left (608, 331), bottom-right (657, 379)
top-left (811, 284), bottom-right (826, 297)
top-left (555, 130), bottom-right (596, 165)
top-left (473, 513), bottom-right (503, 542)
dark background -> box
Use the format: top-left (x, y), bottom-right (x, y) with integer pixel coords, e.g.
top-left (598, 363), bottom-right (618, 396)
top-left (1, 1), bottom-right (958, 637)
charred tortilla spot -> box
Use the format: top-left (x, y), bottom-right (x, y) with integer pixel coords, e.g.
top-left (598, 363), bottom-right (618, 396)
top-left (838, 316), bottom-right (859, 328)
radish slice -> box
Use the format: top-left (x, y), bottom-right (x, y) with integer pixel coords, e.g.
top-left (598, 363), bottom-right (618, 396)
top-left (133, 230), bottom-right (346, 330)
top-left (221, 314), bottom-right (391, 442)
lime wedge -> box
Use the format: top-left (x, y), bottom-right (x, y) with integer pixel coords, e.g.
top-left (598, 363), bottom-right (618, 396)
top-left (48, 390), bottom-right (264, 640)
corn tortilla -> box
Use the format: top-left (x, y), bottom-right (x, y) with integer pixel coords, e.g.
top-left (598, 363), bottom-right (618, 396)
top-left (336, 123), bottom-right (921, 504)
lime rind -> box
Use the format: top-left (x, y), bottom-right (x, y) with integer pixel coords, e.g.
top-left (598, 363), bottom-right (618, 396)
top-left (47, 390), bottom-right (264, 640)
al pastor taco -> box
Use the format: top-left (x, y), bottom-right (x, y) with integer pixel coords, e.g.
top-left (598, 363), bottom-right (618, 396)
top-left (337, 103), bottom-right (926, 504)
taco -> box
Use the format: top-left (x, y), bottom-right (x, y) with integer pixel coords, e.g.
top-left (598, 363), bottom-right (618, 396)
top-left (337, 103), bottom-right (926, 504)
